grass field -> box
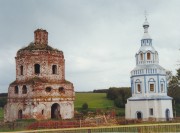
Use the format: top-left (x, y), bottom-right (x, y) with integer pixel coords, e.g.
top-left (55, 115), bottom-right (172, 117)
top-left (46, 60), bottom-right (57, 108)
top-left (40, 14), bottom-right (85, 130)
top-left (74, 93), bottom-right (114, 109)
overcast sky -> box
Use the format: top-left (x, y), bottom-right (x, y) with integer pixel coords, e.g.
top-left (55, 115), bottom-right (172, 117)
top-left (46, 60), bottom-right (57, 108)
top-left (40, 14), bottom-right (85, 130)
top-left (0, 0), bottom-right (179, 93)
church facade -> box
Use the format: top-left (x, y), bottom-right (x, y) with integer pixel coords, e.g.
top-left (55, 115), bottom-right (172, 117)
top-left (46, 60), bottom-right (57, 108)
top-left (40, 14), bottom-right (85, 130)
top-left (4, 29), bottom-right (75, 122)
top-left (125, 19), bottom-right (173, 121)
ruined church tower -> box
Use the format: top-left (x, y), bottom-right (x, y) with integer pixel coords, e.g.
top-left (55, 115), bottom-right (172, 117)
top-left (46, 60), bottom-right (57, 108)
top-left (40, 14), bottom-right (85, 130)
top-left (4, 29), bottom-right (75, 122)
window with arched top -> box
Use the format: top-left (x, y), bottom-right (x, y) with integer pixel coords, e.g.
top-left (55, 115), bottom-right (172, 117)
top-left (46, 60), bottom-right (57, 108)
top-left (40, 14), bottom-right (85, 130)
top-left (20, 65), bottom-right (23, 75)
top-left (52, 65), bottom-right (57, 74)
top-left (150, 84), bottom-right (154, 91)
top-left (160, 79), bottom-right (165, 92)
top-left (147, 52), bottom-right (151, 60)
top-left (22, 85), bottom-right (27, 94)
top-left (148, 78), bottom-right (155, 92)
top-left (161, 84), bottom-right (164, 92)
top-left (140, 53), bottom-right (143, 60)
top-left (137, 84), bottom-right (141, 92)
top-left (14, 86), bottom-right (19, 94)
top-left (42, 109), bottom-right (44, 115)
top-left (34, 64), bottom-right (40, 74)
top-left (135, 79), bottom-right (141, 93)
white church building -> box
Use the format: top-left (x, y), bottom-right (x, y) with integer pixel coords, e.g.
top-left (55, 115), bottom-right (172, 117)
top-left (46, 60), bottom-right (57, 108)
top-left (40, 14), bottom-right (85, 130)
top-left (125, 18), bottom-right (173, 121)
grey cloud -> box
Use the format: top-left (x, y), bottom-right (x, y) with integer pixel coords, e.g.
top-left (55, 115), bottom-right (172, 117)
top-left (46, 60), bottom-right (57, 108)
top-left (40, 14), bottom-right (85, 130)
top-left (0, 0), bottom-right (179, 92)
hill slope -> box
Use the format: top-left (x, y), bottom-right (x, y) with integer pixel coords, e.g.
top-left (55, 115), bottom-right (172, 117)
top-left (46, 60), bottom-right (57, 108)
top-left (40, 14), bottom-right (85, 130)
top-left (74, 93), bottom-right (114, 109)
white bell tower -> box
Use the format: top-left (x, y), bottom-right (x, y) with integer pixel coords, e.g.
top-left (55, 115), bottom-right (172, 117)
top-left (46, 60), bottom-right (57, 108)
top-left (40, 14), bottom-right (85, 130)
top-left (125, 18), bottom-right (173, 121)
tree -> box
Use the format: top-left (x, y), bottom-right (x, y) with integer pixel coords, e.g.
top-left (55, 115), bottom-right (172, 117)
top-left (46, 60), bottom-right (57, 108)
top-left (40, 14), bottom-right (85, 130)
top-left (168, 68), bottom-right (180, 117)
top-left (166, 70), bottom-right (173, 84)
top-left (107, 87), bottom-right (131, 108)
top-left (168, 68), bottom-right (180, 103)
top-left (114, 97), bottom-right (124, 108)
top-left (168, 76), bottom-right (180, 102)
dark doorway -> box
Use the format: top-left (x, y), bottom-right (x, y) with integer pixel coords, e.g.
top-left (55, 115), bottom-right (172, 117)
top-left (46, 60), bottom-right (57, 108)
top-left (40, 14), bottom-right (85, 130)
top-left (51, 103), bottom-right (60, 119)
top-left (18, 110), bottom-right (22, 119)
top-left (137, 112), bottom-right (142, 119)
top-left (34, 64), bottom-right (40, 74)
top-left (166, 109), bottom-right (170, 121)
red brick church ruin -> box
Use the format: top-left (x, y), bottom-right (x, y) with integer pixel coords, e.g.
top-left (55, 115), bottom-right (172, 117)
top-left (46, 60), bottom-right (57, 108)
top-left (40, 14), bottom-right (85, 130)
top-left (4, 29), bottom-right (75, 122)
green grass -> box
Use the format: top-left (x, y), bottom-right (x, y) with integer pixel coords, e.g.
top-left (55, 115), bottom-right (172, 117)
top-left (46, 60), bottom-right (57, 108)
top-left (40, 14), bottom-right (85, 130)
top-left (75, 93), bottom-right (114, 109)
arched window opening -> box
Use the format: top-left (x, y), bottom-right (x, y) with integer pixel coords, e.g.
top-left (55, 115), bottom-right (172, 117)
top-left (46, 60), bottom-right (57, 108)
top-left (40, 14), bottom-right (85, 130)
top-left (147, 53), bottom-right (151, 60)
top-left (42, 109), bottom-right (44, 115)
top-left (22, 85), bottom-right (27, 94)
top-left (20, 65), bottom-right (23, 75)
top-left (52, 65), bottom-right (57, 74)
top-left (161, 84), bottom-right (164, 92)
top-left (137, 84), bottom-right (141, 92)
top-left (45, 87), bottom-right (52, 92)
top-left (34, 64), bottom-right (40, 74)
top-left (155, 52), bottom-right (158, 60)
top-left (150, 84), bottom-right (154, 92)
top-left (140, 53), bottom-right (143, 60)
top-left (18, 110), bottom-right (23, 119)
top-left (137, 112), bottom-right (142, 119)
top-left (135, 79), bottom-right (141, 93)
top-left (15, 86), bottom-right (19, 94)
top-left (149, 108), bottom-right (153, 116)
top-left (59, 87), bottom-right (65, 93)
top-left (166, 109), bottom-right (170, 121)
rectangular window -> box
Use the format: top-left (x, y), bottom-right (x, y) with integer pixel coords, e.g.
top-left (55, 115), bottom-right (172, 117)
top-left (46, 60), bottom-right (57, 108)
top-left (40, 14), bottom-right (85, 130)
top-left (150, 84), bottom-right (154, 92)
top-left (150, 108), bottom-right (153, 115)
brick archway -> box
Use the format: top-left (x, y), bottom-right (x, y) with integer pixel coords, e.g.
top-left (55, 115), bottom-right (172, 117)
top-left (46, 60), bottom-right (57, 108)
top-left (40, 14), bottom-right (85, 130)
top-left (51, 103), bottom-right (61, 119)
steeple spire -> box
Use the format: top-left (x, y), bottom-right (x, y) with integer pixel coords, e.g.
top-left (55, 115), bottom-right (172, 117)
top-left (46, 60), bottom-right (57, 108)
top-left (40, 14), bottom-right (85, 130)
top-left (141, 16), bottom-right (152, 46)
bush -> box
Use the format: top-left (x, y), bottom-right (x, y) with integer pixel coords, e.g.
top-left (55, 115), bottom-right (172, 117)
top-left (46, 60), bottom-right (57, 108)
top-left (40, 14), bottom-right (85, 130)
top-left (82, 103), bottom-right (88, 110)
